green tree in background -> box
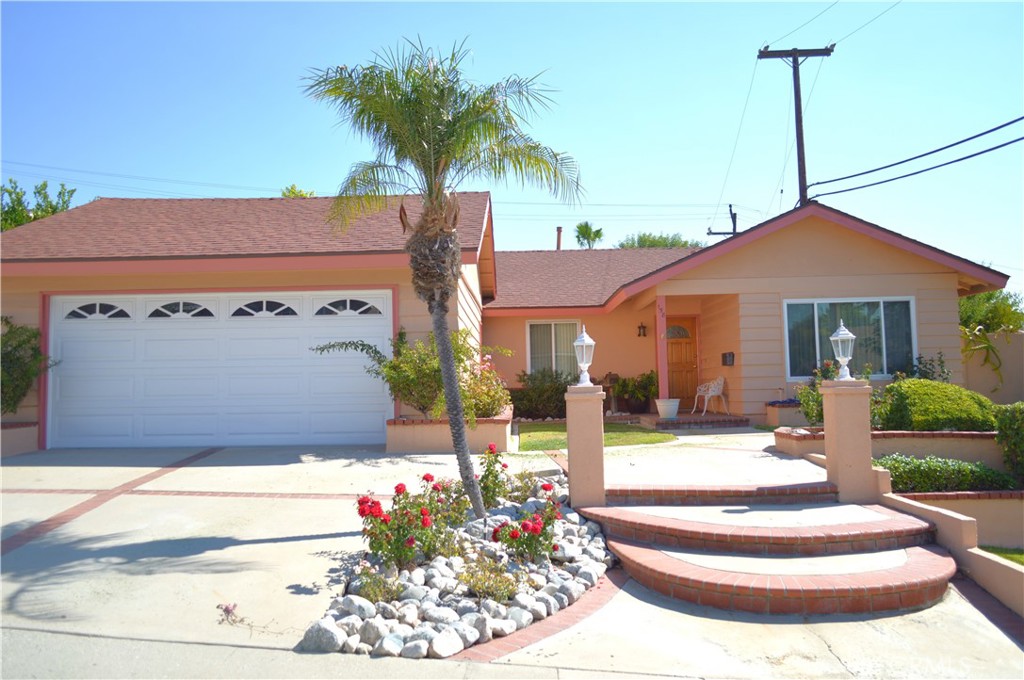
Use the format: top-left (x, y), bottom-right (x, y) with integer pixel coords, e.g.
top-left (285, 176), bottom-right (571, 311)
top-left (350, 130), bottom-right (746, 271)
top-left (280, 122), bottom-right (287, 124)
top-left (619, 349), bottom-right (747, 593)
top-left (281, 184), bottom-right (316, 197)
top-left (305, 39), bottom-right (581, 518)
top-left (960, 289), bottom-right (1024, 386)
top-left (574, 220), bottom-right (602, 249)
top-left (616, 231), bottom-right (705, 248)
top-left (1, 179), bottom-right (76, 231)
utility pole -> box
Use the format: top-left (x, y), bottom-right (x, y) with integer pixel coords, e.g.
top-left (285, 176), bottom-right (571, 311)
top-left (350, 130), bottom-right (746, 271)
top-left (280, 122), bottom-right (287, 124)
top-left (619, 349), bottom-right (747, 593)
top-left (758, 45), bottom-right (835, 206)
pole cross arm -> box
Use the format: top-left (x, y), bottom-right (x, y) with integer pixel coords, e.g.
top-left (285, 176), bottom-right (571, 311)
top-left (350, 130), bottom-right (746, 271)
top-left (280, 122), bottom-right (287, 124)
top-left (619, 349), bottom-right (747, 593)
top-left (758, 45), bottom-right (835, 59)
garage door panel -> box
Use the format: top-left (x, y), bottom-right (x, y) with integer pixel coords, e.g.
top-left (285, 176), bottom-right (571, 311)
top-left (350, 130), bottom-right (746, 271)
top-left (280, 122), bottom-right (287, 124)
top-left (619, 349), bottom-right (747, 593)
top-left (142, 375), bottom-right (219, 399)
top-left (226, 335), bottom-right (301, 359)
top-left (58, 337), bottom-right (136, 362)
top-left (142, 413), bottom-right (219, 437)
top-left (49, 290), bottom-right (394, 447)
top-left (226, 374), bottom-right (303, 398)
top-left (55, 374), bottom-right (135, 401)
top-left (143, 337), bottom-right (220, 361)
top-left (56, 414), bottom-right (135, 440)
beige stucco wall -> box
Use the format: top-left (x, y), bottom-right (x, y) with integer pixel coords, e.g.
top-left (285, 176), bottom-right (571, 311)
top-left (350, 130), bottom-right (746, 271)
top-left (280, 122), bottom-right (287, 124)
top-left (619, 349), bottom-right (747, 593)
top-left (0, 264), bottom-right (481, 423)
top-left (654, 216), bottom-right (967, 419)
top-left (915, 497), bottom-right (1024, 549)
top-left (963, 331), bottom-right (1024, 404)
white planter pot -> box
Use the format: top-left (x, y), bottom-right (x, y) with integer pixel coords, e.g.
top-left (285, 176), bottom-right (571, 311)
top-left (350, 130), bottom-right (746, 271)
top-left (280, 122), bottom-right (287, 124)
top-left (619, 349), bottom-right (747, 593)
top-left (655, 398), bottom-right (680, 419)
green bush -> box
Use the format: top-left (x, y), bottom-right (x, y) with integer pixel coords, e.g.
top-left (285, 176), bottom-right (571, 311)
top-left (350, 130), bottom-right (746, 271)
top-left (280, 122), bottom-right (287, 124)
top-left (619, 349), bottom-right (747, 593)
top-left (1, 316), bottom-right (54, 415)
top-left (875, 454), bottom-right (1018, 492)
top-left (878, 379), bottom-right (996, 432)
top-left (510, 368), bottom-right (575, 419)
top-left (994, 402), bottom-right (1024, 483)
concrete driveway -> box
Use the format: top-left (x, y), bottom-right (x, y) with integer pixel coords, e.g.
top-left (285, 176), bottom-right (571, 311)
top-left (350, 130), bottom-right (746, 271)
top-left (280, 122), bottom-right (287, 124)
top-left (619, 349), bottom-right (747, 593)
top-left (2, 438), bottom-right (1022, 679)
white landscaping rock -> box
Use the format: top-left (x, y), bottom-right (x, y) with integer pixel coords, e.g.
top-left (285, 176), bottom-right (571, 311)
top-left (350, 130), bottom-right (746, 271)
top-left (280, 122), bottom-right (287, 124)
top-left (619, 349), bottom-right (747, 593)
top-left (428, 628), bottom-right (465, 659)
top-left (342, 633), bottom-right (360, 654)
top-left (401, 639), bottom-right (429, 659)
top-left (334, 614), bottom-right (363, 637)
top-left (490, 617), bottom-right (518, 638)
top-left (298, 617), bottom-right (346, 653)
top-left (371, 633), bottom-right (405, 657)
top-left (339, 594), bottom-right (377, 620)
top-left (507, 606), bottom-right (534, 630)
top-left (423, 606), bottom-right (459, 625)
top-left (358, 618), bottom-right (389, 648)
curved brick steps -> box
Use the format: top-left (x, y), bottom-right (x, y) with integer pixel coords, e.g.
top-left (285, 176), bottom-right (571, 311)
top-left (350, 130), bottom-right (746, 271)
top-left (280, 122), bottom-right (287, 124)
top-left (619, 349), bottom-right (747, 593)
top-left (579, 504), bottom-right (935, 556)
top-left (604, 481), bottom-right (838, 506)
top-left (608, 538), bottom-right (957, 615)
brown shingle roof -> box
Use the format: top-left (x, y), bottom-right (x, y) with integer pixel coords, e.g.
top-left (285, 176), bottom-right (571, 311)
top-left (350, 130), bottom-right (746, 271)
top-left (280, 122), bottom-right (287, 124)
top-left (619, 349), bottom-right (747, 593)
top-left (0, 192), bottom-right (491, 261)
top-left (487, 248), bottom-right (699, 309)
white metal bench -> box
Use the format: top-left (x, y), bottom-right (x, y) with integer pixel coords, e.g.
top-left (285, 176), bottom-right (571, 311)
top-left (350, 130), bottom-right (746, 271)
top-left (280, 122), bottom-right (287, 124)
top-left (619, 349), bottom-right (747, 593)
top-left (692, 376), bottom-right (728, 416)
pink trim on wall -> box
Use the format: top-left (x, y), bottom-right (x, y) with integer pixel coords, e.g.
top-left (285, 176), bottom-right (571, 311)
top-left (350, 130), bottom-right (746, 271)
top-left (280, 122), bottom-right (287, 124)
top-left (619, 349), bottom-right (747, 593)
top-left (38, 295), bottom-right (51, 450)
top-left (483, 306), bottom-right (607, 318)
top-left (656, 296), bottom-right (668, 399)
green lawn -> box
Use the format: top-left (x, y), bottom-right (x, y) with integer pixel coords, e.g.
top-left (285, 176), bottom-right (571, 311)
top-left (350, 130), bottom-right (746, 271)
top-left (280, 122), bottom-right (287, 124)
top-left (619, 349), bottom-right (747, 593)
top-left (980, 546), bottom-right (1024, 566)
top-left (517, 422), bottom-right (676, 451)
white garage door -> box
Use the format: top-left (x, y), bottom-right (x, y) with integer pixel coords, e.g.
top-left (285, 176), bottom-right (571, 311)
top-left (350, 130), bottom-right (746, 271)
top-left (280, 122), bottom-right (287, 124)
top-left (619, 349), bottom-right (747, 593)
top-left (47, 291), bottom-right (393, 447)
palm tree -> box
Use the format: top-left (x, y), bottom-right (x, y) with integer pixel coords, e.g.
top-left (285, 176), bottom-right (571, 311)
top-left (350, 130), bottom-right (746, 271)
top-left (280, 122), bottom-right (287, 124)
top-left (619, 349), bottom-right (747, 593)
top-left (574, 220), bottom-right (602, 249)
top-left (305, 39), bottom-right (581, 518)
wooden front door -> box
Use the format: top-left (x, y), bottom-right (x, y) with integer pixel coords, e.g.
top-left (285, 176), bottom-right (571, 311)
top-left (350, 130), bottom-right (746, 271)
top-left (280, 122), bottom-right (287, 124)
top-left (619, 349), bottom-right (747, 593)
top-left (667, 316), bottom-right (697, 404)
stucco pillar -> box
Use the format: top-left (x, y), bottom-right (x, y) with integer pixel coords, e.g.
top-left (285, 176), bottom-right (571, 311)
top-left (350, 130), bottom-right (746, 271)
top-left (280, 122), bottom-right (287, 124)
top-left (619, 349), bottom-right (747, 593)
top-left (820, 379), bottom-right (877, 504)
top-left (565, 384), bottom-right (606, 507)
top-left (656, 296), bottom-right (669, 399)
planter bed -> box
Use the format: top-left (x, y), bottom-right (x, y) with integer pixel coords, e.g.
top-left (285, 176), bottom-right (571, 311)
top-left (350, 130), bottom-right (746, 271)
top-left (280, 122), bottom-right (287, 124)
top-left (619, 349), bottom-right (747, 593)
top-left (773, 427), bottom-right (1006, 473)
top-left (1, 422), bottom-right (38, 457)
top-left (387, 409), bottom-right (514, 454)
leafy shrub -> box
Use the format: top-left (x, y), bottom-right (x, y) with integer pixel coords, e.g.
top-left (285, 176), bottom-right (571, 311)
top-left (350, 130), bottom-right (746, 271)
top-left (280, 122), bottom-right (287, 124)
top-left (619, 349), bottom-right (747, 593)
top-left (355, 567), bottom-right (406, 603)
top-left (879, 379), bottom-right (996, 432)
top-left (795, 361), bottom-right (878, 426)
top-left (490, 484), bottom-right (561, 562)
top-left (478, 442), bottom-right (511, 509)
top-left (875, 454), bottom-right (1018, 492)
top-left (460, 556), bottom-right (520, 601)
top-left (995, 402), bottom-right (1024, 483)
top-left (612, 370), bottom-right (658, 401)
top-left (511, 368), bottom-right (575, 419)
top-left (315, 329), bottom-right (511, 420)
top-left (1, 316), bottom-right (55, 415)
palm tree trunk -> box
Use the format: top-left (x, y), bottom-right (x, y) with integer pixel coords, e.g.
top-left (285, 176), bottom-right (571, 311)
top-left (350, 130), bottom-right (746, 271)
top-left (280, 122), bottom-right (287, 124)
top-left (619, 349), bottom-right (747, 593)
top-left (430, 302), bottom-right (487, 519)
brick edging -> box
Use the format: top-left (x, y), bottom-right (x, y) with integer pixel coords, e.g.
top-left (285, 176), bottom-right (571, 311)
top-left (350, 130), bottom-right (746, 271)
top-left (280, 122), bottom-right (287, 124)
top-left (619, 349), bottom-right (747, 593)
top-left (774, 428), bottom-right (998, 442)
top-left (901, 490), bottom-right (1024, 501)
top-left (450, 568), bottom-right (628, 662)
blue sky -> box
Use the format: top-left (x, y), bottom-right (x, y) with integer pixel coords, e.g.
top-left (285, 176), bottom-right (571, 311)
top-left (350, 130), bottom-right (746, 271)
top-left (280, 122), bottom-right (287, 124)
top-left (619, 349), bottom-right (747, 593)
top-left (2, 2), bottom-right (1021, 293)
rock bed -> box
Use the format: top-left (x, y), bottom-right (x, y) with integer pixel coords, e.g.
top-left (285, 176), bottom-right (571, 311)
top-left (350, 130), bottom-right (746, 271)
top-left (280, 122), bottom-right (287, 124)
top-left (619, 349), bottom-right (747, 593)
top-left (298, 473), bottom-right (616, 659)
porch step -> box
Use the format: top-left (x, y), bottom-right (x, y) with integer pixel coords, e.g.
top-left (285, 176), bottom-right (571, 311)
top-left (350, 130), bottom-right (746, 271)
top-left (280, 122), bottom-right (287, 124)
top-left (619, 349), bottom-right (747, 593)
top-left (579, 503), bottom-right (935, 556)
top-left (637, 413), bottom-right (751, 430)
top-left (607, 538), bottom-right (956, 615)
top-left (604, 481), bottom-right (839, 506)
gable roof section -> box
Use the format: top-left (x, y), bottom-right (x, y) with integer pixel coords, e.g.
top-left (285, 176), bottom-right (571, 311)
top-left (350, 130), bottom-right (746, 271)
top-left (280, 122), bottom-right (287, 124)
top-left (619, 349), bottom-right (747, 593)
top-left (484, 201), bottom-right (1008, 314)
top-left (485, 248), bottom-right (699, 310)
top-left (0, 192), bottom-right (492, 263)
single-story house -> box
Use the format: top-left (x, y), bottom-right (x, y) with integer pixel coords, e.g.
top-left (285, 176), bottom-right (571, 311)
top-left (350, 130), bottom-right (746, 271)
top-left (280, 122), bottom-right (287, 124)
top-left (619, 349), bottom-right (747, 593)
top-left (0, 193), bottom-right (1008, 449)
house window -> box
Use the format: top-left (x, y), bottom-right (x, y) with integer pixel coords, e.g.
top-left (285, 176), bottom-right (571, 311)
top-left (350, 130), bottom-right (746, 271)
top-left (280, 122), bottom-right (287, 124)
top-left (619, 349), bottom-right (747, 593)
top-left (527, 321), bottom-right (579, 375)
top-left (315, 299), bottom-right (383, 316)
top-left (785, 298), bottom-right (914, 379)
top-left (230, 300), bottom-right (298, 317)
top-left (65, 303), bottom-right (131, 320)
top-left (148, 302), bottom-right (215, 318)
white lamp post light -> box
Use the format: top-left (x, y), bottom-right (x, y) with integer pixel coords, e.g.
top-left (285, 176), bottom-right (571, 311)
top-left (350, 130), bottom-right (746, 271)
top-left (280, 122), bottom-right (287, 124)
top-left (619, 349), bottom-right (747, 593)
top-left (573, 325), bottom-right (596, 386)
top-left (829, 319), bottom-right (857, 380)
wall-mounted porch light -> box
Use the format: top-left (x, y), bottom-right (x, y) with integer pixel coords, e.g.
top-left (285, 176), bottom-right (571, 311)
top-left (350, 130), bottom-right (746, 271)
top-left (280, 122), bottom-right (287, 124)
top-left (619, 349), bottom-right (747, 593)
top-left (637, 322), bottom-right (647, 337)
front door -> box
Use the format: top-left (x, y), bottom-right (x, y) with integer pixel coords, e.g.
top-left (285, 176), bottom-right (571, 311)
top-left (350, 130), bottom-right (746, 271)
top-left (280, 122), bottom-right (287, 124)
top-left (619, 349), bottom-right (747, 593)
top-left (667, 316), bottom-right (697, 404)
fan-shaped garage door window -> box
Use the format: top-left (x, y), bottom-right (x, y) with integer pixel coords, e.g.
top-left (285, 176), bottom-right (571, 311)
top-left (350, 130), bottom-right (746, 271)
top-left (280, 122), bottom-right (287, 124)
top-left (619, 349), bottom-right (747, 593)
top-left (230, 300), bottom-right (298, 317)
top-left (315, 299), bottom-right (383, 316)
top-left (65, 303), bottom-right (131, 320)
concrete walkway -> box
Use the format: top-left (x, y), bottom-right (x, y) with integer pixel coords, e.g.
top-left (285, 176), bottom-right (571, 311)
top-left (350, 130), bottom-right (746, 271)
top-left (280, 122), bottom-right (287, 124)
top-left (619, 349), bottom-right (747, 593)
top-left (1, 433), bottom-right (1021, 678)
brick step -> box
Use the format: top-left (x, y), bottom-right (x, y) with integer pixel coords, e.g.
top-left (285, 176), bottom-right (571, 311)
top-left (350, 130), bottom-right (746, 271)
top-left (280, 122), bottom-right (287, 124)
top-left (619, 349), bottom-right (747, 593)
top-left (637, 413), bottom-right (752, 430)
top-left (604, 481), bottom-right (839, 506)
top-left (579, 504), bottom-right (935, 556)
top-left (608, 538), bottom-right (956, 615)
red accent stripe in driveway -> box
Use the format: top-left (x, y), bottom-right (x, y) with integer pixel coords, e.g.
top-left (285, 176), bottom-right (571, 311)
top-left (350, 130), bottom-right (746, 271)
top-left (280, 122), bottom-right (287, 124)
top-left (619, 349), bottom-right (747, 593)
top-left (1, 447), bottom-right (223, 556)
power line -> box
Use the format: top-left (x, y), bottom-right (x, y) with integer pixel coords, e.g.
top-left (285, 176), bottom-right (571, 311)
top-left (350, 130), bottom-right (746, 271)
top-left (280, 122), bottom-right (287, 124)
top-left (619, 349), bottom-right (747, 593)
top-left (809, 136), bottom-right (1023, 199)
top-left (835, 0), bottom-right (903, 44)
top-left (809, 116), bottom-right (1024, 188)
top-left (708, 58), bottom-right (761, 232)
top-left (2, 160), bottom-right (282, 193)
top-left (764, 1), bottom-right (840, 47)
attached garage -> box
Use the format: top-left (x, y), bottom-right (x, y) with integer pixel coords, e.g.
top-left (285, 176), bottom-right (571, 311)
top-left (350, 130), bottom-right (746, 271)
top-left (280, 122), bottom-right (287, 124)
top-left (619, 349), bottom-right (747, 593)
top-left (47, 290), bottom-right (394, 448)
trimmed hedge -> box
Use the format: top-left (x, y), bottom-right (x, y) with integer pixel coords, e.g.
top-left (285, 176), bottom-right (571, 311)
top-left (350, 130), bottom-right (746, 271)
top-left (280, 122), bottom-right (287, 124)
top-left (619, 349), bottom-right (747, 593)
top-left (510, 369), bottom-right (576, 419)
top-left (875, 454), bottom-right (1018, 493)
top-left (878, 379), bottom-right (996, 432)
top-left (995, 402), bottom-right (1024, 483)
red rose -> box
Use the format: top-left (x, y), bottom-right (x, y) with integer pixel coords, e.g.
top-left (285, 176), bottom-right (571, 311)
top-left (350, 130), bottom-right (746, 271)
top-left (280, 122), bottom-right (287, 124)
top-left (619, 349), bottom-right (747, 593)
top-left (422, 473), bottom-right (434, 483)
top-left (541, 483), bottom-right (554, 492)
top-left (520, 521), bottom-right (534, 534)
top-left (487, 442), bottom-right (497, 454)
top-left (552, 544), bottom-right (559, 551)
top-left (357, 495), bottom-right (371, 506)
top-left (420, 507), bottom-right (430, 516)
top-left (405, 536), bottom-right (416, 547)
top-left (421, 516), bottom-right (432, 528)
top-left (394, 483), bottom-right (407, 495)
top-left (382, 513), bottom-right (391, 524)
top-left (509, 529), bottom-right (521, 539)
top-left (432, 483), bottom-right (442, 492)
top-left (357, 505), bottom-right (370, 518)
top-left (502, 463), bottom-right (508, 469)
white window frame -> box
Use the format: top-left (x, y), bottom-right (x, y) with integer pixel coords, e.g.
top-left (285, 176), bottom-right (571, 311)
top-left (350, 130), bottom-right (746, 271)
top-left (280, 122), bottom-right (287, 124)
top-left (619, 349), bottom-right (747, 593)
top-left (783, 296), bottom-right (917, 380)
top-left (525, 320), bottom-right (580, 374)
